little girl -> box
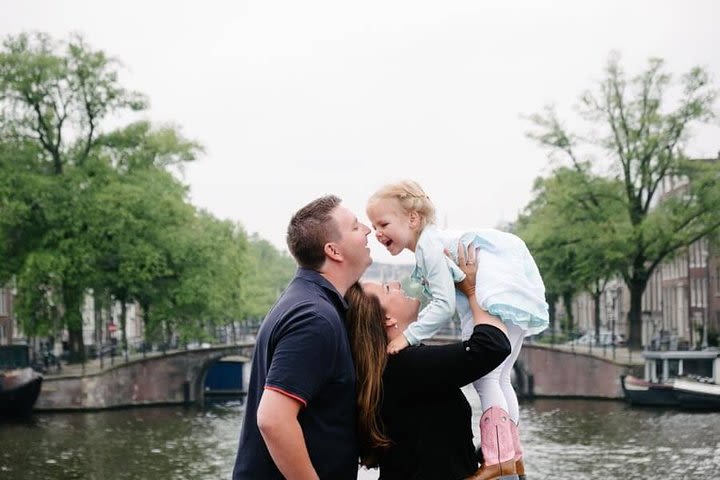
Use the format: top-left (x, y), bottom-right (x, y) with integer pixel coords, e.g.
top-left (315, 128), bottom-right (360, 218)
top-left (367, 179), bottom-right (549, 479)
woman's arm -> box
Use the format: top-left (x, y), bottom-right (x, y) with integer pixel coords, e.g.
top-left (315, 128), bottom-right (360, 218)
top-left (384, 325), bottom-right (510, 397)
top-left (384, 243), bottom-right (511, 398)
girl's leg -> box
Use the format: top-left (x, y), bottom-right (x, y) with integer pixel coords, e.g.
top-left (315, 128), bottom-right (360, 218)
top-left (472, 322), bottom-right (525, 416)
top-left (472, 323), bottom-right (526, 479)
top-left (499, 323), bottom-right (525, 423)
top-left (472, 361), bottom-right (507, 412)
top-left (457, 292), bottom-right (474, 341)
top-left (498, 323), bottom-right (527, 478)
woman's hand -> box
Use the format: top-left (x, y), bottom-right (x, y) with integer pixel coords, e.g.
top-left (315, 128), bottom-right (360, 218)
top-left (454, 243), bottom-right (477, 298)
top-left (452, 243), bottom-right (507, 334)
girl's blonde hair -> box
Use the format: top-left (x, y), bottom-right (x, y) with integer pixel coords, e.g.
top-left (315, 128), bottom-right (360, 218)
top-left (368, 180), bottom-right (436, 229)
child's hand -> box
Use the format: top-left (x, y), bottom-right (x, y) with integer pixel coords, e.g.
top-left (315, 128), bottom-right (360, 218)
top-left (387, 335), bottom-right (410, 355)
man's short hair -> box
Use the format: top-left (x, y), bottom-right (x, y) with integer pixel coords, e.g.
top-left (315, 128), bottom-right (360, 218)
top-left (287, 195), bottom-right (342, 270)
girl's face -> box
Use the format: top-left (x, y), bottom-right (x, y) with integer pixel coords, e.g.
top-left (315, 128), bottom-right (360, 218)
top-left (366, 199), bottom-right (419, 255)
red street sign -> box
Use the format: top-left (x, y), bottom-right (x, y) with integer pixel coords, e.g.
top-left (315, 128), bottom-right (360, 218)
top-left (108, 323), bottom-right (117, 332)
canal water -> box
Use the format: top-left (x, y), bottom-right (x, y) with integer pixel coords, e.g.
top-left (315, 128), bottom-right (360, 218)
top-left (1, 387), bottom-right (719, 479)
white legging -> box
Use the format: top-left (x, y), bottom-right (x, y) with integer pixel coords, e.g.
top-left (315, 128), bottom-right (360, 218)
top-left (459, 293), bottom-right (525, 423)
top-left (471, 323), bottom-right (524, 423)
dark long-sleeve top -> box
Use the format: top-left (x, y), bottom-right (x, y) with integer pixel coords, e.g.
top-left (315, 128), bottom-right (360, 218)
top-left (377, 324), bottom-right (511, 480)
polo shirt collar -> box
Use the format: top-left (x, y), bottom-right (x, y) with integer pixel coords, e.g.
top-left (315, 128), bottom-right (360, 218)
top-left (296, 268), bottom-right (349, 311)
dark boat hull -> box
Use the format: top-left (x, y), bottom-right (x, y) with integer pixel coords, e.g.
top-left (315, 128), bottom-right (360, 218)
top-left (622, 375), bottom-right (720, 410)
top-left (621, 375), bottom-right (679, 407)
top-left (0, 369), bottom-right (43, 417)
top-left (672, 379), bottom-right (720, 410)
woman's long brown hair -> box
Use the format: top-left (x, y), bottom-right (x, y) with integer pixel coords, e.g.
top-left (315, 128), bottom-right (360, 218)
top-left (345, 282), bottom-right (392, 467)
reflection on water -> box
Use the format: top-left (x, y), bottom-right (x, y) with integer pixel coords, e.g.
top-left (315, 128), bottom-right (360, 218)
top-left (1, 394), bottom-right (719, 480)
top-left (521, 398), bottom-right (720, 479)
top-left (0, 402), bottom-right (242, 480)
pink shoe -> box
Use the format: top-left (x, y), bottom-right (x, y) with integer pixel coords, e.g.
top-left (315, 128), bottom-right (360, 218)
top-left (470, 406), bottom-right (518, 480)
top-left (509, 421), bottom-right (526, 480)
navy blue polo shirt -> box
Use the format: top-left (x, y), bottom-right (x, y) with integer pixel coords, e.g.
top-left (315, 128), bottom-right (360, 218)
top-left (232, 268), bottom-right (359, 480)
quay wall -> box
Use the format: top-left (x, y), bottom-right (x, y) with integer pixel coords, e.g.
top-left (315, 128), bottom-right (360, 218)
top-left (35, 346), bottom-right (250, 411)
top-left (34, 343), bottom-right (636, 411)
top-left (517, 344), bottom-right (637, 399)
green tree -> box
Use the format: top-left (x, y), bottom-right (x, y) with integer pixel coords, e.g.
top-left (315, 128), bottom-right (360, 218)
top-left (0, 32), bottom-right (148, 358)
top-left (240, 234), bottom-right (296, 322)
top-left (0, 32), bottom-right (202, 359)
top-left (0, 139), bottom-right (54, 282)
top-left (149, 211), bottom-right (248, 344)
top-left (0, 32), bottom-right (146, 174)
top-left (87, 120), bottom-right (202, 352)
top-left (516, 167), bottom-right (628, 340)
top-left (1, 31), bottom-right (293, 359)
top-left (85, 167), bottom-right (195, 355)
top-left (527, 53), bottom-right (720, 347)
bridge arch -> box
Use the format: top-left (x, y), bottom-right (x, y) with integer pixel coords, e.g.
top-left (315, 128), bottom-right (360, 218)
top-left (512, 360), bottom-right (533, 398)
top-left (36, 343), bottom-right (256, 411)
top-left (190, 350), bottom-right (252, 406)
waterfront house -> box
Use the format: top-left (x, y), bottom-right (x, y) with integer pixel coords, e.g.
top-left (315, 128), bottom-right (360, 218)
top-left (569, 153), bottom-right (720, 348)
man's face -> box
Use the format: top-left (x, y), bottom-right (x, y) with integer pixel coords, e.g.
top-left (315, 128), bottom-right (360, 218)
top-left (331, 205), bottom-right (372, 280)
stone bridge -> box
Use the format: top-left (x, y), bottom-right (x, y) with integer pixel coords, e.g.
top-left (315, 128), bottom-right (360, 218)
top-left (433, 335), bottom-right (638, 400)
top-left (35, 340), bottom-right (639, 411)
top-left (36, 343), bottom-right (255, 411)
top-left (514, 343), bottom-right (639, 399)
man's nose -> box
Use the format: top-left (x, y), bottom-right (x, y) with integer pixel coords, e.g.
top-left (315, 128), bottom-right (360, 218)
top-left (388, 281), bottom-right (402, 290)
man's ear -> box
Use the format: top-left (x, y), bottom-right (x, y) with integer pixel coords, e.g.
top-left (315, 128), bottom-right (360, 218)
top-left (324, 242), bottom-right (342, 261)
top-left (384, 315), bottom-right (398, 329)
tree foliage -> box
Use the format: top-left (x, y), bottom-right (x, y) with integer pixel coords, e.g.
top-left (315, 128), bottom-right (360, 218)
top-left (241, 234), bottom-right (296, 320)
top-left (526, 52), bottom-right (720, 347)
top-left (516, 166), bottom-right (628, 335)
top-left (1, 32), bottom-right (294, 359)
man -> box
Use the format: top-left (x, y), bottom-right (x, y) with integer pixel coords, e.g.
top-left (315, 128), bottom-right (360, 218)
top-left (233, 195), bottom-right (372, 479)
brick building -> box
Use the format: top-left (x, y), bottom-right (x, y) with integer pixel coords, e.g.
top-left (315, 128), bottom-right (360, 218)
top-left (570, 154), bottom-right (720, 347)
top-left (0, 286), bottom-right (15, 345)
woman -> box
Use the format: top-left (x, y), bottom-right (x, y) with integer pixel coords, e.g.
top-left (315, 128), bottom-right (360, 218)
top-left (345, 246), bottom-right (516, 480)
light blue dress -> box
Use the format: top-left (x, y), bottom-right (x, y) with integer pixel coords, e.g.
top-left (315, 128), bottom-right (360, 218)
top-left (404, 225), bottom-right (549, 345)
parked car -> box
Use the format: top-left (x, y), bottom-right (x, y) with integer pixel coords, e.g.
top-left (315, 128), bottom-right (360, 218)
top-left (572, 330), bottom-right (626, 347)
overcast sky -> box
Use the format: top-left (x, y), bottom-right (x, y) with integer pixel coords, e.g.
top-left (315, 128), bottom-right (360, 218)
top-left (4, 0), bottom-right (719, 264)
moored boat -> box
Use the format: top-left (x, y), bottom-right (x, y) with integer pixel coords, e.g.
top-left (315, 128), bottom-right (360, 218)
top-left (621, 374), bottom-right (678, 407)
top-left (0, 345), bottom-right (44, 417)
top-left (672, 377), bottom-right (720, 410)
top-left (620, 349), bottom-right (720, 410)
top-left (0, 367), bottom-right (43, 416)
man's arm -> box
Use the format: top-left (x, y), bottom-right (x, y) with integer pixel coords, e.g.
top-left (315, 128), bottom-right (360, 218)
top-left (256, 389), bottom-right (319, 480)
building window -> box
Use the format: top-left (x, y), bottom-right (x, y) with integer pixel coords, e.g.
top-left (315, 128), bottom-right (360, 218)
top-left (0, 290), bottom-right (7, 316)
